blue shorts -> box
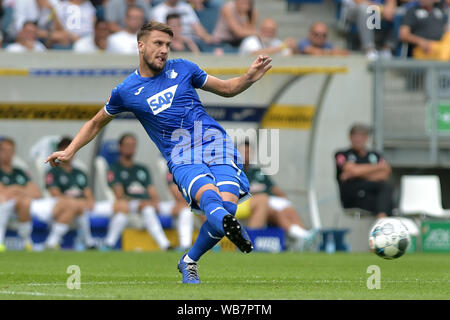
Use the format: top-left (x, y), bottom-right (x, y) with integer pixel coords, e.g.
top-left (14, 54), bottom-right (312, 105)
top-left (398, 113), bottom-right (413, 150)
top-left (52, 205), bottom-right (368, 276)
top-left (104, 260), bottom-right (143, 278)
top-left (171, 162), bottom-right (251, 214)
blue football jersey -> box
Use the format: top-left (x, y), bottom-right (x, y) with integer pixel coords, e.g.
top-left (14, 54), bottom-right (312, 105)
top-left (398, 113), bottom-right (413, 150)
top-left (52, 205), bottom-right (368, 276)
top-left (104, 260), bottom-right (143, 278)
top-left (104, 59), bottom-right (240, 172)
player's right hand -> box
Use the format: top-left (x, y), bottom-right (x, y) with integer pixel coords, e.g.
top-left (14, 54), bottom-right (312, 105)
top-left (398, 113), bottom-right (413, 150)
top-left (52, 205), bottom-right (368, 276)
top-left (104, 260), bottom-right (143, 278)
top-left (45, 151), bottom-right (72, 167)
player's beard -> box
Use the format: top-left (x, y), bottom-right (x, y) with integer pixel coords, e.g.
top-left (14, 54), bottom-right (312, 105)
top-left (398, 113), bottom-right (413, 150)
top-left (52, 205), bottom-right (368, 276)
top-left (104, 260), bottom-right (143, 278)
top-left (143, 53), bottom-right (165, 74)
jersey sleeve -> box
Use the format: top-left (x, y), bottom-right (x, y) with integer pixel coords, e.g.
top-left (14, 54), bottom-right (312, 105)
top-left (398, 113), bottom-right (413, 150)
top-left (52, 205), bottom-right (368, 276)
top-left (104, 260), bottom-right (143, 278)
top-left (45, 169), bottom-right (59, 190)
top-left (107, 164), bottom-right (121, 187)
top-left (104, 85), bottom-right (125, 116)
top-left (335, 152), bottom-right (348, 168)
top-left (184, 60), bottom-right (208, 89)
top-left (79, 171), bottom-right (89, 190)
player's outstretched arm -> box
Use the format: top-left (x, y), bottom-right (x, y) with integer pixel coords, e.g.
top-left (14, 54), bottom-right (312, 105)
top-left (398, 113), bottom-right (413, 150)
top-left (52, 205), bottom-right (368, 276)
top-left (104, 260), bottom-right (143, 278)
top-left (202, 55), bottom-right (272, 98)
top-left (45, 109), bottom-right (113, 167)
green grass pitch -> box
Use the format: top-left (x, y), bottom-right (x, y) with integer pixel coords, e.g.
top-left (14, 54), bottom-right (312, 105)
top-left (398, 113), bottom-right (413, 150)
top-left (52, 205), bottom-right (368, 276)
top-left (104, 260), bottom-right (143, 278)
top-left (0, 251), bottom-right (449, 300)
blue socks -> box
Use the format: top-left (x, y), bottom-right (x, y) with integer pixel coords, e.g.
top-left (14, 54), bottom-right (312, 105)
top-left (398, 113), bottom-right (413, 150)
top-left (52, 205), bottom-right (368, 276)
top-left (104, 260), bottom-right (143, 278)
top-left (187, 190), bottom-right (240, 262)
top-left (187, 221), bottom-right (222, 261)
top-left (199, 190), bottom-right (229, 235)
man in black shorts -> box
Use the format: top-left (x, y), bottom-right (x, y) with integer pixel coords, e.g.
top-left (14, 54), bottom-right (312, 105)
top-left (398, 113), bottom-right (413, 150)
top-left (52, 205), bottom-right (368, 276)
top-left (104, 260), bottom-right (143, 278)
top-left (335, 124), bottom-right (393, 219)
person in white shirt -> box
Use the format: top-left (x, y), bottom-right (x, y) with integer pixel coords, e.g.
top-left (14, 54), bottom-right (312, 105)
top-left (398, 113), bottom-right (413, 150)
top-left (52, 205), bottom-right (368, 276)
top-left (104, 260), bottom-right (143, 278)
top-left (106, 5), bottom-right (144, 54)
top-left (12, 0), bottom-right (60, 41)
top-left (51, 0), bottom-right (96, 47)
top-left (74, 19), bottom-right (110, 53)
top-left (239, 18), bottom-right (290, 56)
top-left (6, 21), bottom-right (47, 52)
top-left (152, 0), bottom-right (214, 45)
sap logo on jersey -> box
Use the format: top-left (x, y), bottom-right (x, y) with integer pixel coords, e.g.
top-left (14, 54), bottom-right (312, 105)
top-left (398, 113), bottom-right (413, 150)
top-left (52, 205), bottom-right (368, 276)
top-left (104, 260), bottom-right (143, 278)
top-left (147, 85), bottom-right (178, 115)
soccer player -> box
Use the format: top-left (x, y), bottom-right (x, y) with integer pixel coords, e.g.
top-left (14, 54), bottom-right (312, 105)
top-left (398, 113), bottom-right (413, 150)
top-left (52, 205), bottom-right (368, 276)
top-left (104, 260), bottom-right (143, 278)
top-left (46, 21), bottom-right (272, 284)
top-left (46, 137), bottom-right (130, 250)
top-left (107, 133), bottom-right (177, 251)
top-left (0, 137), bottom-right (81, 251)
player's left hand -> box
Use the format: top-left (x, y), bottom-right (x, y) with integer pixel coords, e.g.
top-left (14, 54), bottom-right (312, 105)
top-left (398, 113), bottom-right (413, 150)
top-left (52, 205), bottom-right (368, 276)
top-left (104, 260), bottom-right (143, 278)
top-left (247, 55), bottom-right (272, 83)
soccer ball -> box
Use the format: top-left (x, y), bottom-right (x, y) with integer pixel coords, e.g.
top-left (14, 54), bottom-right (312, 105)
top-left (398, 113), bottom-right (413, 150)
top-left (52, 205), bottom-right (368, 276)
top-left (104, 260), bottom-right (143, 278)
top-left (368, 218), bottom-right (411, 260)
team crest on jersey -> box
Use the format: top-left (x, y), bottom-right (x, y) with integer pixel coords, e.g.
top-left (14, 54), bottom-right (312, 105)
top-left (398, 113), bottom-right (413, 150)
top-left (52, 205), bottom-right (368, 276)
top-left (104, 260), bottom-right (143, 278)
top-left (147, 85), bottom-right (178, 115)
top-left (165, 69), bottom-right (178, 79)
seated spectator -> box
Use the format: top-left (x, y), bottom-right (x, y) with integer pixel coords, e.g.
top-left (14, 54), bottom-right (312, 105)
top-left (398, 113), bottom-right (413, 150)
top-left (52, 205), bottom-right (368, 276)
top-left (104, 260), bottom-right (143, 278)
top-left (152, 0), bottom-right (215, 47)
top-left (0, 137), bottom-right (83, 251)
top-left (11, 0), bottom-right (60, 46)
top-left (341, 0), bottom-right (398, 60)
top-left (239, 18), bottom-right (291, 56)
top-left (166, 13), bottom-right (199, 53)
top-left (238, 140), bottom-right (317, 251)
top-left (46, 137), bottom-right (135, 251)
top-left (288, 22), bottom-right (349, 56)
top-left (107, 133), bottom-right (174, 251)
top-left (74, 19), bottom-right (110, 52)
top-left (51, 0), bottom-right (97, 49)
top-left (105, 0), bottom-right (152, 33)
top-left (106, 4), bottom-right (144, 54)
top-left (212, 0), bottom-right (258, 47)
top-left (399, 0), bottom-right (449, 60)
top-left (335, 124), bottom-right (393, 219)
top-left (5, 21), bottom-right (46, 52)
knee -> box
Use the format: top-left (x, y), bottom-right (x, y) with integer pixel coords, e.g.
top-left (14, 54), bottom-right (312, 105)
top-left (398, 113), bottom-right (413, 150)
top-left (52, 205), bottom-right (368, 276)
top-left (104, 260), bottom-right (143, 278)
top-left (194, 184), bottom-right (219, 204)
top-left (116, 199), bottom-right (129, 214)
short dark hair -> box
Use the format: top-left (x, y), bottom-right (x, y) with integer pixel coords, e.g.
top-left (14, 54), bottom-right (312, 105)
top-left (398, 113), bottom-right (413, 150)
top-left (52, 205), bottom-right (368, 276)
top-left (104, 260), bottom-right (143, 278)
top-left (0, 137), bottom-right (15, 147)
top-left (57, 136), bottom-right (72, 151)
top-left (349, 123), bottom-right (371, 136)
top-left (166, 13), bottom-right (181, 24)
top-left (119, 133), bottom-right (137, 145)
top-left (137, 21), bottom-right (173, 41)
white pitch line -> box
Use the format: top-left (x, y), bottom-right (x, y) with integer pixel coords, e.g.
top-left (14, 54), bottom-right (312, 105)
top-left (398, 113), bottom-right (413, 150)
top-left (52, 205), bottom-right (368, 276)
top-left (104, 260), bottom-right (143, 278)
top-left (26, 281), bottom-right (165, 286)
top-left (21, 279), bottom-right (450, 287)
top-left (0, 290), bottom-right (115, 299)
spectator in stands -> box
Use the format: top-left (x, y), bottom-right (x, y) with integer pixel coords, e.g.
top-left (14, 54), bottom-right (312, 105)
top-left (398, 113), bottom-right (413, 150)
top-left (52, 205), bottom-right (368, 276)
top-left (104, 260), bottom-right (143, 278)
top-left (287, 21), bottom-right (349, 56)
top-left (106, 5), bottom-right (144, 54)
top-left (11, 0), bottom-right (59, 46)
top-left (334, 124), bottom-right (393, 219)
top-left (239, 140), bottom-right (317, 251)
top-left (105, 0), bottom-right (152, 34)
top-left (74, 19), bottom-right (110, 52)
top-left (0, 137), bottom-right (83, 251)
top-left (399, 0), bottom-right (449, 60)
top-left (5, 21), bottom-right (47, 52)
top-left (341, 0), bottom-right (398, 60)
top-left (51, 0), bottom-right (97, 49)
top-left (166, 13), bottom-right (199, 53)
top-left (212, 0), bottom-right (258, 48)
top-left (46, 137), bottom-right (132, 250)
top-left (239, 18), bottom-right (291, 56)
top-left (107, 134), bottom-right (174, 251)
top-left (152, 0), bottom-right (215, 47)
